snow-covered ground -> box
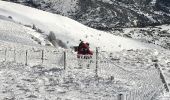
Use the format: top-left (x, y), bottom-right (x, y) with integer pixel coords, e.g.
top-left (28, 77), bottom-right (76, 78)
top-left (0, 62), bottom-right (130, 100)
top-left (0, 1), bottom-right (169, 100)
top-left (0, 19), bottom-right (49, 46)
top-left (0, 37), bottom-right (167, 99)
top-left (0, 49), bottom-right (167, 100)
top-left (111, 25), bottom-right (170, 49)
top-left (0, 1), bottom-right (164, 52)
top-left (99, 49), bottom-right (170, 99)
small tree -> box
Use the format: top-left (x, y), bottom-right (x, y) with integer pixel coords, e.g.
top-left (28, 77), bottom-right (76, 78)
top-left (8, 16), bottom-right (13, 19)
top-left (48, 31), bottom-right (67, 48)
top-left (32, 24), bottom-right (37, 30)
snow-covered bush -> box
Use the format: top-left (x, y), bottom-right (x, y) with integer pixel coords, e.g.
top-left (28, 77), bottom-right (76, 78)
top-left (48, 31), bottom-right (67, 48)
top-left (8, 16), bottom-right (13, 19)
top-left (32, 24), bottom-right (44, 33)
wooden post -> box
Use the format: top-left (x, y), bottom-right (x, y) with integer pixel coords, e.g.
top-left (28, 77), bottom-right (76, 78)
top-left (95, 47), bottom-right (99, 77)
top-left (64, 51), bottom-right (66, 70)
top-left (110, 76), bottom-right (114, 81)
top-left (118, 94), bottom-right (124, 100)
top-left (41, 50), bottom-right (44, 65)
top-left (4, 48), bottom-right (7, 62)
top-left (14, 49), bottom-right (16, 62)
top-left (25, 50), bottom-right (28, 66)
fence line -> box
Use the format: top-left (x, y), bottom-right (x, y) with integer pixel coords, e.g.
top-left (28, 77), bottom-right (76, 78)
top-left (0, 47), bottom-right (168, 100)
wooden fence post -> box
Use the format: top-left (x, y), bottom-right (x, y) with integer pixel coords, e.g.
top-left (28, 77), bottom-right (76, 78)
top-left (41, 50), bottom-right (44, 65)
top-left (4, 48), bottom-right (7, 62)
top-left (14, 49), bottom-right (16, 62)
top-left (64, 51), bottom-right (66, 70)
top-left (95, 47), bottom-right (99, 77)
top-left (118, 94), bottom-right (124, 100)
top-left (25, 50), bottom-right (28, 66)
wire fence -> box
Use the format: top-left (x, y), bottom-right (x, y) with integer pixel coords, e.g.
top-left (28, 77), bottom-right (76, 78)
top-left (97, 50), bottom-right (166, 100)
top-left (0, 47), bottom-right (168, 100)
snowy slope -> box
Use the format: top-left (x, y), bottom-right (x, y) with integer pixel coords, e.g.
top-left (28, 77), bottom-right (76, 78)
top-left (0, 1), bottom-right (163, 52)
top-left (6, 0), bottom-right (170, 29)
top-left (0, 18), bottom-right (50, 47)
top-left (0, 50), bottom-right (165, 100)
top-left (0, 1), bottom-right (169, 100)
top-left (111, 24), bottom-right (170, 49)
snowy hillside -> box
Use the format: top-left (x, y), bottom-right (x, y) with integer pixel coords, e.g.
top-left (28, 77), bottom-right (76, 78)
top-left (0, 1), bottom-right (170, 100)
top-left (111, 25), bottom-right (170, 49)
top-left (5, 0), bottom-right (170, 29)
top-left (0, 48), bottom-right (168, 100)
top-left (0, 1), bottom-right (163, 52)
top-left (0, 19), bottom-right (49, 46)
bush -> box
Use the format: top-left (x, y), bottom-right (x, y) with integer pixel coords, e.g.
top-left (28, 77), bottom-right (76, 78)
top-left (8, 16), bottom-right (13, 19)
top-left (48, 31), bottom-right (67, 48)
top-left (32, 24), bottom-right (44, 33)
top-left (48, 31), bottom-right (56, 42)
top-left (32, 24), bottom-right (37, 30)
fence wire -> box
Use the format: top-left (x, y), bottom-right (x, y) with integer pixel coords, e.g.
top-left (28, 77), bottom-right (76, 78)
top-left (43, 49), bottom-right (64, 68)
top-left (98, 50), bottom-right (165, 100)
top-left (0, 47), bottom-right (167, 100)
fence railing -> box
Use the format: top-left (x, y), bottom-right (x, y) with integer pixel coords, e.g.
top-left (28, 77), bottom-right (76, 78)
top-left (0, 47), bottom-right (168, 100)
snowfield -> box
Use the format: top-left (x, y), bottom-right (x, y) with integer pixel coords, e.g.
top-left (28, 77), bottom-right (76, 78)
top-left (0, 19), bottom-right (48, 46)
top-left (0, 46), bottom-right (169, 99)
top-left (0, 62), bottom-right (129, 100)
top-left (0, 49), bottom-right (168, 100)
top-left (111, 24), bottom-right (170, 50)
top-left (0, 1), bottom-right (164, 52)
top-left (0, 1), bottom-right (169, 100)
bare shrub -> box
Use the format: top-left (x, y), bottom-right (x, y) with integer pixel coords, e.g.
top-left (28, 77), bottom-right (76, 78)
top-left (48, 31), bottom-right (67, 48)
